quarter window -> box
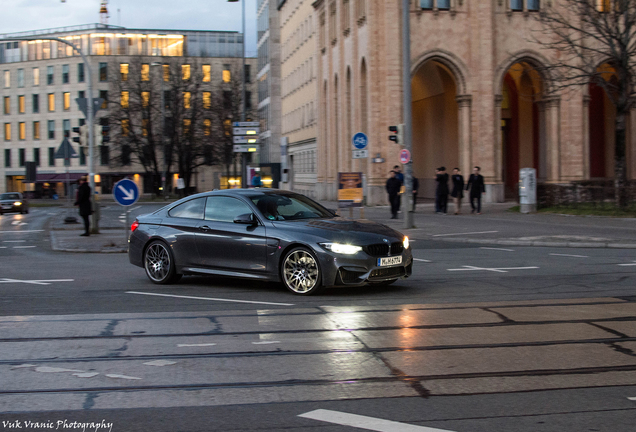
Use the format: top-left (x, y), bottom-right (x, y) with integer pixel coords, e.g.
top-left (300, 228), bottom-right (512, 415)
top-left (169, 197), bottom-right (205, 219)
top-left (204, 196), bottom-right (252, 223)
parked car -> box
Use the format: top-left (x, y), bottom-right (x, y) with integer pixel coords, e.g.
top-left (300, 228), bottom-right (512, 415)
top-left (128, 189), bottom-right (413, 295)
top-left (0, 192), bottom-right (29, 215)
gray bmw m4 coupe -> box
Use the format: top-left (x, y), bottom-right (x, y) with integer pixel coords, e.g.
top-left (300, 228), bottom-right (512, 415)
top-left (128, 189), bottom-right (412, 295)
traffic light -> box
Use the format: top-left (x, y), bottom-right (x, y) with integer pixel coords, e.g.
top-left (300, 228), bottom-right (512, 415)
top-left (388, 124), bottom-right (404, 144)
top-left (101, 125), bottom-right (110, 143)
top-left (72, 125), bottom-right (88, 146)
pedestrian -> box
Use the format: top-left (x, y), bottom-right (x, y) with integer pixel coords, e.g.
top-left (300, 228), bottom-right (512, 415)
top-left (450, 167), bottom-right (464, 215)
top-left (386, 170), bottom-right (402, 219)
top-left (466, 166), bottom-right (486, 214)
top-left (74, 176), bottom-right (92, 236)
top-left (435, 166), bottom-right (449, 214)
top-left (412, 176), bottom-right (419, 210)
top-left (392, 165), bottom-right (404, 212)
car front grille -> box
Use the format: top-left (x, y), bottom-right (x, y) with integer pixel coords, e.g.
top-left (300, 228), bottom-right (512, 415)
top-left (339, 268), bottom-right (366, 284)
top-left (369, 266), bottom-right (406, 280)
top-left (366, 242), bottom-right (403, 257)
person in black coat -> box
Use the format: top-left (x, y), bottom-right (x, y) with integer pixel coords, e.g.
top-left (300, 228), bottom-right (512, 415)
top-left (386, 170), bottom-right (402, 219)
top-left (412, 177), bottom-right (419, 211)
top-left (74, 176), bottom-right (92, 236)
top-left (450, 168), bottom-right (465, 215)
top-left (466, 166), bottom-right (486, 214)
top-left (435, 167), bottom-right (449, 214)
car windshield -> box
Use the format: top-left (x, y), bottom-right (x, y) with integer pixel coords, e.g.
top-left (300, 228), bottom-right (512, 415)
top-left (0, 193), bottom-right (20, 200)
top-left (250, 193), bottom-right (334, 221)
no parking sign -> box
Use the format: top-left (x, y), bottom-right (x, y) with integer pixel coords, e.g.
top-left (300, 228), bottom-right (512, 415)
top-left (399, 149), bottom-right (411, 164)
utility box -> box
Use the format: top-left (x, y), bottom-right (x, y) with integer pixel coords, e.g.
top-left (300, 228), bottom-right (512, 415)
top-left (519, 168), bottom-right (537, 213)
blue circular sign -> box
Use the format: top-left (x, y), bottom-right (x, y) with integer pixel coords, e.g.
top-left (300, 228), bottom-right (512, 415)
top-left (352, 132), bottom-right (368, 150)
top-left (113, 179), bottom-right (140, 206)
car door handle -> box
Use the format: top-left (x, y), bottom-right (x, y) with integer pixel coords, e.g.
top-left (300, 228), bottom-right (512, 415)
top-left (200, 225), bottom-right (212, 231)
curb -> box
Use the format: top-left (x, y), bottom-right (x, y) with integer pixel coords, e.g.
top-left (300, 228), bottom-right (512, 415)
top-left (427, 236), bottom-right (636, 249)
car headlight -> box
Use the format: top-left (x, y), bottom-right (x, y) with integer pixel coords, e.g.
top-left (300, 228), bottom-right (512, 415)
top-left (319, 242), bottom-right (362, 255)
top-left (14, 202), bottom-right (21, 206)
top-left (403, 236), bottom-right (410, 250)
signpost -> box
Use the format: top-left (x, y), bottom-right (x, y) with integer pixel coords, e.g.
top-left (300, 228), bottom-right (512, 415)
top-left (337, 172), bottom-right (364, 217)
top-left (232, 122), bottom-right (260, 188)
top-left (113, 178), bottom-right (140, 241)
top-left (352, 132), bottom-right (368, 159)
top-left (399, 149), bottom-right (411, 165)
top-left (54, 137), bottom-right (79, 224)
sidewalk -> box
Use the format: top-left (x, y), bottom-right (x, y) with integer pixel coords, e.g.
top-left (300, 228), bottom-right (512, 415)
top-left (49, 200), bottom-right (636, 253)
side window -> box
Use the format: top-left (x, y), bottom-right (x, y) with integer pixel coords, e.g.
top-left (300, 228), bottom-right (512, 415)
top-left (205, 196), bottom-right (252, 223)
top-left (168, 198), bottom-right (205, 219)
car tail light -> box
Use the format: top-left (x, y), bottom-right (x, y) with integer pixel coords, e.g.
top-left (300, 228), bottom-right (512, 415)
top-left (131, 220), bottom-right (139, 232)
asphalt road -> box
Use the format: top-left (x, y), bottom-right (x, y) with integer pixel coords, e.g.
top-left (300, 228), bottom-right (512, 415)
top-left (0, 208), bottom-right (635, 431)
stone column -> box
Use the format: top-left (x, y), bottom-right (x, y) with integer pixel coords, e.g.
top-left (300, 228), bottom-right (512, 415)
top-left (456, 94), bottom-right (472, 174)
top-left (537, 100), bottom-right (547, 182)
top-left (489, 94), bottom-right (505, 202)
top-left (582, 95), bottom-right (590, 180)
top-left (545, 96), bottom-right (561, 183)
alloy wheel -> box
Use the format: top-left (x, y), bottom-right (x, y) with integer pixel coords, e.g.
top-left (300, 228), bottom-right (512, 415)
top-left (283, 249), bottom-right (320, 294)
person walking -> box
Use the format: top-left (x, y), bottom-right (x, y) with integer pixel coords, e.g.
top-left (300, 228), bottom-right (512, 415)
top-left (386, 170), bottom-right (402, 219)
top-left (466, 166), bottom-right (486, 214)
top-left (450, 168), bottom-right (465, 215)
top-left (74, 176), bottom-right (92, 236)
top-left (435, 167), bottom-right (449, 214)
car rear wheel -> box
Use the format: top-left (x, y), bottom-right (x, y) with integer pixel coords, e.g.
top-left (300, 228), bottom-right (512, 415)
top-left (281, 247), bottom-right (323, 295)
top-left (144, 240), bottom-right (181, 284)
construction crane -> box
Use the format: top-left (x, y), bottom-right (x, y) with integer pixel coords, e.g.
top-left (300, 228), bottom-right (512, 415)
top-left (99, 0), bottom-right (109, 25)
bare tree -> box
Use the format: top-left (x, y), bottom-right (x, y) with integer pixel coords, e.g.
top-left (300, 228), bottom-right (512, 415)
top-left (533, 0), bottom-right (636, 207)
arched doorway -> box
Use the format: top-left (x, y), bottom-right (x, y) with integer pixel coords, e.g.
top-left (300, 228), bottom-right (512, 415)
top-left (411, 60), bottom-right (459, 198)
top-left (501, 62), bottom-right (544, 199)
top-left (588, 64), bottom-right (617, 178)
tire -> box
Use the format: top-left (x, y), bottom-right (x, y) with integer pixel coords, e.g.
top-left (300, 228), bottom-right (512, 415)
top-left (144, 240), bottom-right (181, 284)
top-left (368, 279), bottom-right (398, 287)
top-left (281, 247), bottom-right (324, 295)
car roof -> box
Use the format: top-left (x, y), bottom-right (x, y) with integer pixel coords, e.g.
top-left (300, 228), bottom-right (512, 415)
top-left (188, 188), bottom-right (297, 199)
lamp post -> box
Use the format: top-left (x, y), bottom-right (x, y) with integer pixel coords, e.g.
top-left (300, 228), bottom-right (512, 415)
top-left (150, 62), bottom-right (168, 199)
top-left (228, 0), bottom-right (248, 187)
top-left (2, 36), bottom-right (98, 233)
top-left (402, 0), bottom-right (414, 229)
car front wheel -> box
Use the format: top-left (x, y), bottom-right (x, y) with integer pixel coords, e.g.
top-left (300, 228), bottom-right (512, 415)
top-left (144, 240), bottom-right (181, 284)
top-left (281, 247), bottom-right (323, 295)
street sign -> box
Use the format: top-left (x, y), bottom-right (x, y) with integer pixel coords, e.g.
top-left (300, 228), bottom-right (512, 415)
top-left (233, 127), bottom-right (260, 135)
top-left (75, 98), bottom-right (104, 120)
top-left (233, 144), bottom-right (260, 153)
top-left (233, 136), bottom-right (260, 144)
top-left (54, 138), bottom-right (78, 166)
top-left (352, 132), bottom-right (368, 150)
top-left (352, 150), bottom-right (368, 159)
top-left (233, 121), bottom-right (260, 127)
top-left (113, 179), bottom-right (139, 206)
top-left (399, 149), bottom-right (411, 164)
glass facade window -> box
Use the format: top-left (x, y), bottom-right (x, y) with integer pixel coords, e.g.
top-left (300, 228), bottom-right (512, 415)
top-left (223, 65), bottom-right (231, 83)
top-left (18, 69), bottom-right (24, 88)
top-left (420, 0), bottom-right (433, 8)
top-left (203, 92), bottom-right (211, 109)
top-left (33, 94), bottom-right (39, 113)
top-left (183, 119), bottom-right (191, 135)
top-left (4, 96), bottom-right (10, 114)
top-left (63, 119), bottom-right (71, 137)
top-left (78, 63), bottom-right (85, 82)
top-left (121, 91), bottom-right (129, 108)
top-left (19, 122), bottom-right (26, 140)
top-left (33, 121), bottom-right (40, 140)
top-left (48, 93), bottom-right (55, 112)
top-left (142, 118), bottom-right (149, 136)
top-left (34, 148), bottom-right (40, 167)
top-left (63, 92), bottom-right (71, 110)
top-left (49, 147), bottom-right (55, 167)
top-left (78, 90), bottom-right (85, 99)
top-left (203, 118), bottom-right (211, 136)
top-left (47, 66), bottom-right (54, 85)
top-left (183, 92), bottom-right (191, 109)
top-left (142, 91), bottom-right (150, 108)
top-left (63, 64), bottom-right (69, 83)
top-left (99, 90), bottom-right (108, 109)
top-left (122, 119), bottom-right (130, 136)
top-left (33, 68), bottom-right (40, 86)
top-left (19, 149), bottom-right (26, 167)
top-left (5, 149), bottom-right (11, 168)
top-left (527, 0), bottom-right (540, 10)
top-left (100, 145), bottom-right (109, 166)
top-left (510, 0), bottom-right (523, 10)
top-left (120, 63), bottom-right (129, 81)
top-left (141, 64), bottom-right (150, 81)
top-left (48, 120), bottom-right (55, 139)
top-left (18, 95), bottom-right (25, 113)
top-left (3, 70), bottom-right (9, 88)
top-left (99, 63), bottom-right (108, 81)
top-left (202, 65), bottom-right (211, 82)
top-left (438, 0), bottom-right (450, 9)
top-left (182, 64), bottom-right (191, 80)
top-left (4, 123), bottom-right (11, 141)
top-left (163, 64), bottom-right (170, 82)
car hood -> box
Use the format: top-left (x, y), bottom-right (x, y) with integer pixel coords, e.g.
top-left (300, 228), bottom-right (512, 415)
top-left (272, 217), bottom-right (404, 243)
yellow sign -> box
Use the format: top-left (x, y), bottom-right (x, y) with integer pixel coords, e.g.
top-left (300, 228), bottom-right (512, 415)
top-left (338, 172), bottom-right (363, 208)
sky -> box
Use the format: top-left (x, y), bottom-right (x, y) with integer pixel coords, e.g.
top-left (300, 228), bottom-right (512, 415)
top-left (0, 0), bottom-right (258, 56)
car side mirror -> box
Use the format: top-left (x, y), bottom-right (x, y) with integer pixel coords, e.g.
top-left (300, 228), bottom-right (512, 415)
top-left (328, 208), bottom-right (339, 216)
top-left (234, 213), bottom-right (257, 225)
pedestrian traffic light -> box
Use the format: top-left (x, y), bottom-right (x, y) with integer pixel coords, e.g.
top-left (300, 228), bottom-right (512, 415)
top-left (72, 125), bottom-right (88, 146)
top-left (101, 125), bottom-right (110, 143)
top-left (388, 124), bottom-right (404, 144)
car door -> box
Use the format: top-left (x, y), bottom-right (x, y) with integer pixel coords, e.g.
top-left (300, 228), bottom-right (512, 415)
top-left (195, 196), bottom-right (268, 275)
top-left (162, 197), bottom-right (206, 268)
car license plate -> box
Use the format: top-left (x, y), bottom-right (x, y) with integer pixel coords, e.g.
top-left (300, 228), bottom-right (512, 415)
top-left (377, 256), bottom-right (402, 267)
top-left (1, 205), bottom-right (11, 209)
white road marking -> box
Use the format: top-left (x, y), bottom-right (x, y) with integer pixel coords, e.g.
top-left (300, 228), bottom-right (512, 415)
top-left (413, 258), bottom-right (431, 262)
top-left (252, 341), bottom-right (280, 345)
top-left (35, 366), bottom-right (85, 373)
top-left (73, 372), bottom-right (100, 378)
top-left (0, 278), bottom-right (74, 285)
top-left (13, 246), bottom-right (36, 249)
top-left (3, 240), bottom-right (26, 243)
top-left (433, 231), bottom-right (498, 237)
top-left (126, 291), bottom-right (295, 306)
top-left (550, 253), bottom-right (589, 258)
top-left (11, 364), bottom-right (37, 369)
top-left (481, 247), bottom-right (514, 252)
top-left (105, 374), bottom-right (142, 380)
top-left (0, 229), bottom-right (44, 234)
top-left (298, 409), bottom-right (456, 432)
top-left (627, 397), bottom-right (636, 401)
top-left (0, 247), bottom-right (6, 249)
top-left (177, 343), bottom-right (217, 347)
top-left (447, 266), bottom-right (539, 273)
top-left (618, 262), bottom-right (636, 266)
top-left (143, 360), bottom-right (177, 367)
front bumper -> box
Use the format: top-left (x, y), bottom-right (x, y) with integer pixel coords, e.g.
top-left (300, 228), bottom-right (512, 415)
top-left (317, 248), bottom-right (413, 287)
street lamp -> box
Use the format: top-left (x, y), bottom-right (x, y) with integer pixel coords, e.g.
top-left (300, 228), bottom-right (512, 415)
top-left (150, 62), bottom-right (168, 199)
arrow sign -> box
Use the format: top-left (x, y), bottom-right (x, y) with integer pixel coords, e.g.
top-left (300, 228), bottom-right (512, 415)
top-left (113, 179), bottom-right (139, 206)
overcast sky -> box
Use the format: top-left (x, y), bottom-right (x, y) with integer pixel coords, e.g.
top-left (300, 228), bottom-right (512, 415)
top-left (0, 0), bottom-right (258, 56)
